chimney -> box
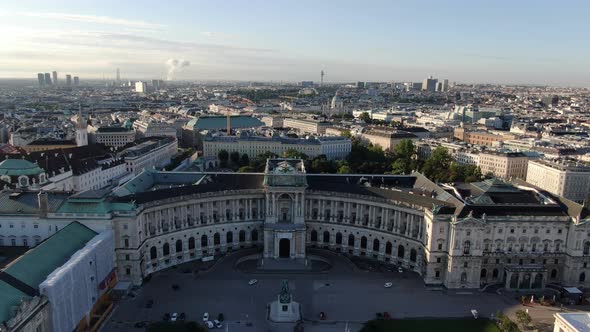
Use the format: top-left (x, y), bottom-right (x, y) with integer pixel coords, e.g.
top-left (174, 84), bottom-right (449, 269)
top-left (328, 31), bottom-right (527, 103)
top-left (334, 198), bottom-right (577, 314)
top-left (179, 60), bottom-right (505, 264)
top-left (38, 191), bottom-right (48, 217)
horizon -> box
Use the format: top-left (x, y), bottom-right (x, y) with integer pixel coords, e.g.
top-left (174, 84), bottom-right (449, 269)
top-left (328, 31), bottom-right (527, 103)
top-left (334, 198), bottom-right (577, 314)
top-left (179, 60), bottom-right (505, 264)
top-left (1, 0), bottom-right (589, 86)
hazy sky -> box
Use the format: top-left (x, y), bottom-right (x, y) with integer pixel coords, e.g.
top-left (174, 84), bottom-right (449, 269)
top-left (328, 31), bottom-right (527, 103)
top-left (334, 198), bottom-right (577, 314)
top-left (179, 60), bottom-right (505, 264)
top-left (0, 0), bottom-right (589, 86)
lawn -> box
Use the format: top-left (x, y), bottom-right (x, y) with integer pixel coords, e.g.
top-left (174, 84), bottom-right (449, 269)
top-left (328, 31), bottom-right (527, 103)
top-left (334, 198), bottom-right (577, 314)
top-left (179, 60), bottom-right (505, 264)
top-left (360, 318), bottom-right (500, 332)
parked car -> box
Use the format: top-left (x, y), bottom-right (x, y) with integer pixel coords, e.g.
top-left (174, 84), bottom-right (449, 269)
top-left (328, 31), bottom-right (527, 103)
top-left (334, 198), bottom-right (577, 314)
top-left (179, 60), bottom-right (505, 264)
top-left (398, 267), bottom-right (403, 273)
top-left (170, 313), bottom-right (178, 322)
top-left (248, 279), bottom-right (258, 285)
top-left (203, 312), bottom-right (209, 322)
top-left (206, 321), bottom-right (214, 329)
top-left (214, 319), bottom-right (222, 328)
top-left (179, 312), bottom-right (186, 321)
top-left (384, 282), bottom-right (393, 288)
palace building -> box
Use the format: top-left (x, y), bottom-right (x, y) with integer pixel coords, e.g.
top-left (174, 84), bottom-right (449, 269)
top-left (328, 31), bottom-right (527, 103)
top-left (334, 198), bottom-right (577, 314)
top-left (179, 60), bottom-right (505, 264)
top-left (0, 158), bottom-right (589, 290)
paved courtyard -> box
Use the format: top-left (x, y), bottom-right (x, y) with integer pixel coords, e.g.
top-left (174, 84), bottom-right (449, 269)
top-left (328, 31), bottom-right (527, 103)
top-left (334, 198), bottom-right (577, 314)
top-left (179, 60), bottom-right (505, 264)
top-left (103, 250), bottom-right (524, 332)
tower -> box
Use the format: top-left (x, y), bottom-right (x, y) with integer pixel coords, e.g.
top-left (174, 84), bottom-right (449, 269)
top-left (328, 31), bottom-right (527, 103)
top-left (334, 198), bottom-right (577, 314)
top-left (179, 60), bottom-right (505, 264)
top-left (52, 71), bottom-right (58, 85)
top-left (75, 104), bottom-right (88, 147)
top-left (320, 70), bottom-right (325, 87)
top-left (37, 73), bottom-right (45, 87)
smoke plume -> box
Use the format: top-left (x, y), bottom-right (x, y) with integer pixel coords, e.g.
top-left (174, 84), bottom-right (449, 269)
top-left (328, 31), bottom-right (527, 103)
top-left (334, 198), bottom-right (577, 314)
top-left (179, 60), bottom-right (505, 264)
top-left (165, 58), bottom-right (190, 80)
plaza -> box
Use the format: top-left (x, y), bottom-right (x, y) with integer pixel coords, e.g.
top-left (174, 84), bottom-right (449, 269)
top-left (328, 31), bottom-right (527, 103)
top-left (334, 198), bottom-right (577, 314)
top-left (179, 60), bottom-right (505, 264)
top-left (102, 250), bottom-right (518, 332)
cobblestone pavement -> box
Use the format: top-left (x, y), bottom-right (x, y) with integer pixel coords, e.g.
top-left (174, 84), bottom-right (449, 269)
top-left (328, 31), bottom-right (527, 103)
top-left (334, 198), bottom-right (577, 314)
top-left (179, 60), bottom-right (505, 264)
top-left (103, 251), bottom-right (578, 332)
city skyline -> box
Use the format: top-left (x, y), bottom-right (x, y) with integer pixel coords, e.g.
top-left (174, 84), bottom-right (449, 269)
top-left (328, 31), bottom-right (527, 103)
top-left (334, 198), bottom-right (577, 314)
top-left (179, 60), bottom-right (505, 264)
top-left (0, 0), bottom-right (589, 86)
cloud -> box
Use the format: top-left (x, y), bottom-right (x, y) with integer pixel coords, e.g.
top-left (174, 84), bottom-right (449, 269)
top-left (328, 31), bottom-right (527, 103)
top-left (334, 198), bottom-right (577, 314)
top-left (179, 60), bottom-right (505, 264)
top-left (16, 11), bottom-right (164, 30)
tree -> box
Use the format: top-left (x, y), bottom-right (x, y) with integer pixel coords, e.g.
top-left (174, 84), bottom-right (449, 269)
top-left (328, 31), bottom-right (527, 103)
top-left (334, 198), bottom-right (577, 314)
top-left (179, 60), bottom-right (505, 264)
top-left (337, 164), bottom-right (352, 174)
top-left (340, 129), bottom-right (353, 138)
top-left (421, 146), bottom-right (453, 182)
top-left (283, 149), bottom-right (308, 160)
top-left (496, 312), bottom-right (519, 332)
top-left (515, 309), bottom-right (532, 329)
top-left (238, 166), bottom-right (255, 173)
top-left (229, 151), bottom-right (240, 165)
top-left (240, 153), bottom-right (250, 167)
top-left (359, 112), bottom-right (371, 123)
top-left (391, 139), bottom-right (415, 174)
top-left (218, 150), bottom-right (229, 168)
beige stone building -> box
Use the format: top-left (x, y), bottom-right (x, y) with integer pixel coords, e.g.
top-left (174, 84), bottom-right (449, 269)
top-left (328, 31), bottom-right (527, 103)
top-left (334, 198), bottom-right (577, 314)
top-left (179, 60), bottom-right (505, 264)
top-left (282, 118), bottom-right (330, 135)
top-left (527, 160), bottom-right (590, 204)
top-left (478, 151), bottom-right (529, 180)
top-left (360, 127), bottom-right (419, 150)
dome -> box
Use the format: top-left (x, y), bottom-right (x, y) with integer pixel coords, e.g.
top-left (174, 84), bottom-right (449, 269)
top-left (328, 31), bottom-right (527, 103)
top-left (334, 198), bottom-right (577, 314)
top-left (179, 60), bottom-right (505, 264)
top-left (0, 159), bottom-right (44, 176)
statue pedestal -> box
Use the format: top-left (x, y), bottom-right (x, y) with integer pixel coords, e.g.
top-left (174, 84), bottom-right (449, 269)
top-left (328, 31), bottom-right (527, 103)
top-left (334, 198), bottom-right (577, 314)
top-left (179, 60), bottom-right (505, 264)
top-left (268, 297), bottom-right (301, 322)
top-left (268, 280), bottom-right (301, 322)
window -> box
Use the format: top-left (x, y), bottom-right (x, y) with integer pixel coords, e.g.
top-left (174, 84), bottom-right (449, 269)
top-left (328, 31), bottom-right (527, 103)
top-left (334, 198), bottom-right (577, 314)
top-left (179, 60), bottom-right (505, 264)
top-left (123, 224), bottom-right (128, 230)
top-left (510, 229), bottom-right (515, 234)
top-left (463, 241), bottom-right (471, 255)
top-left (498, 228), bottom-right (503, 234)
top-left (435, 270), bottom-right (440, 278)
top-left (124, 238), bottom-right (129, 248)
top-left (463, 262), bottom-right (468, 268)
top-left (558, 229), bottom-right (562, 234)
top-left (126, 267), bottom-right (131, 275)
top-left (438, 243), bottom-right (443, 250)
top-left (436, 257), bottom-right (441, 263)
top-left (125, 254), bottom-right (130, 260)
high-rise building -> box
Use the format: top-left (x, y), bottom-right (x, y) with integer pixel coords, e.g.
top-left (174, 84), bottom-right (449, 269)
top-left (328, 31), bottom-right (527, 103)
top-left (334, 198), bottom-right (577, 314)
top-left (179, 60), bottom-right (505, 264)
top-left (116, 68), bottom-right (121, 83)
top-left (422, 76), bottom-right (437, 92)
top-left (441, 79), bottom-right (449, 92)
top-left (135, 81), bottom-right (147, 93)
top-left (44, 73), bottom-right (52, 85)
top-left (37, 73), bottom-right (45, 86)
top-left (66, 74), bottom-right (72, 86)
top-left (151, 79), bottom-right (165, 91)
top-left (73, 76), bottom-right (79, 86)
top-left (52, 71), bottom-right (58, 85)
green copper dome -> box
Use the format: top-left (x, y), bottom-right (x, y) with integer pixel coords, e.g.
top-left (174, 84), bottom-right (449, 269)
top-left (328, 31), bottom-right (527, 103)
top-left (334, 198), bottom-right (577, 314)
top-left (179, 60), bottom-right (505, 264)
top-left (0, 159), bottom-right (44, 176)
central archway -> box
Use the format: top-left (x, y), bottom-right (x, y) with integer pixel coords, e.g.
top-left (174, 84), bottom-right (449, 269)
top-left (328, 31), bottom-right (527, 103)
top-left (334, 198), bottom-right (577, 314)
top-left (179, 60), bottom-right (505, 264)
top-left (279, 238), bottom-right (291, 258)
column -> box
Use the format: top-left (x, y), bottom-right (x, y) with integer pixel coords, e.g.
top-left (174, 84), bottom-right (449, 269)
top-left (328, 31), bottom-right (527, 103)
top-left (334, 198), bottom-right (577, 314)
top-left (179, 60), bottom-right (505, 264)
top-left (505, 271), bottom-right (512, 289)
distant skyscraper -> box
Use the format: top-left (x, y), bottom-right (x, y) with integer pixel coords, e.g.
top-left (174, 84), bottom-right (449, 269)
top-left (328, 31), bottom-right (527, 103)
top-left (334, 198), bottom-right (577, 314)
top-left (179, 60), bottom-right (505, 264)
top-left (422, 76), bottom-right (437, 92)
top-left (441, 79), bottom-right (449, 92)
top-left (44, 73), bottom-right (52, 85)
top-left (73, 76), bottom-right (79, 86)
top-left (37, 73), bottom-right (45, 86)
top-left (52, 71), bottom-right (58, 85)
top-left (135, 81), bottom-right (147, 93)
top-left (116, 68), bottom-right (120, 82)
top-left (66, 74), bottom-right (72, 86)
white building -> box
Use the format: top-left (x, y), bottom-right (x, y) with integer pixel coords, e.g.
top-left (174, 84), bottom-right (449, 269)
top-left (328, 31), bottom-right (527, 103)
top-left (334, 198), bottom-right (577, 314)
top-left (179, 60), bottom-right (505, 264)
top-left (203, 135), bottom-right (351, 160)
top-left (282, 118), bottom-right (330, 135)
top-left (134, 81), bottom-right (147, 94)
top-left (119, 137), bottom-right (177, 175)
top-left (527, 160), bottom-right (590, 203)
top-left (89, 126), bottom-right (136, 148)
top-left (133, 120), bottom-right (177, 139)
top-left (478, 151), bottom-right (529, 180)
top-left (553, 313), bottom-right (590, 332)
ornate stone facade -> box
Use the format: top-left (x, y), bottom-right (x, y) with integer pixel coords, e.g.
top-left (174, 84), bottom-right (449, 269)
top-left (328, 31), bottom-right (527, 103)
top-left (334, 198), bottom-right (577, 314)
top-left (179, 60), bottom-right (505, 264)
top-left (1, 159), bottom-right (589, 290)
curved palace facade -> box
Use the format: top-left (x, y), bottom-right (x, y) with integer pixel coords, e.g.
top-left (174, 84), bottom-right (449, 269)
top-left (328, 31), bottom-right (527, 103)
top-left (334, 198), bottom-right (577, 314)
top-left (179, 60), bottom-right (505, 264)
top-left (1, 159), bottom-right (589, 290)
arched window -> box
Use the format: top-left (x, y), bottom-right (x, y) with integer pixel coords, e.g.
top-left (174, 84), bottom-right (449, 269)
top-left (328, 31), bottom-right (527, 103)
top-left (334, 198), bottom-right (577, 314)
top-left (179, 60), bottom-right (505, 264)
top-left (251, 229), bottom-right (259, 242)
top-left (163, 243), bottom-right (170, 256)
top-left (398, 245), bottom-right (405, 258)
top-left (410, 248), bottom-right (417, 262)
top-left (18, 176), bottom-right (28, 187)
top-left (373, 239), bottom-right (380, 252)
top-left (460, 272), bottom-right (467, 284)
top-left (480, 269), bottom-right (487, 279)
top-left (150, 246), bottom-right (157, 260)
top-left (580, 272), bottom-right (586, 282)
top-left (175, 240), bottom-right (182, 253)
top-left (360, 236), bottom-right (367, 249)
top-left (584, 242), bottom-right (590, 255)
top-left (214, 233), bottom-right (221, 245)
top-left (323, 231), bottom-right (330, 243)
top-left (551, 269), bottom-right (558, 280)
top-left (201, 235), bottom-right (208, 247)
top-left (311, 230), bottom-right (318, 242)
top-left (492, 269), bottom-right (499, 279)
top-left (239, 230), bottom-right (246, 242)
top-left (335, 232), bottom-right (342, 245)
top-left (463, 241), bottom-right (471, 255)
top-left (227, 231), bottom-right (233, 244)
top-left (385, 242), bottom-right (392, 255)
top-left (188, 237), bottom-right (195, 250)
top-left (348, 234), bottom-right (355, 247)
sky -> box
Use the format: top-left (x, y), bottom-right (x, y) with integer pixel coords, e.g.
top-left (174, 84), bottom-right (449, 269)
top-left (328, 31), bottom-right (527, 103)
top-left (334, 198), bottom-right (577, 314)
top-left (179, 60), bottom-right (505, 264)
top-left (0, 0), bottom-right (589, 86)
